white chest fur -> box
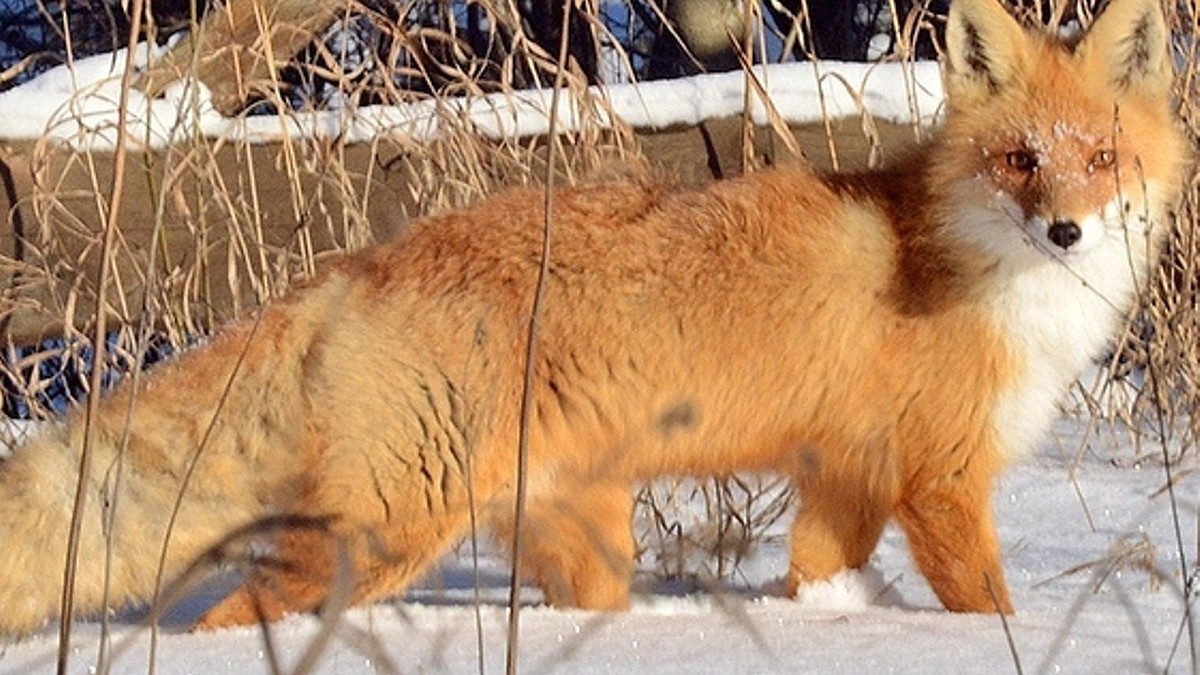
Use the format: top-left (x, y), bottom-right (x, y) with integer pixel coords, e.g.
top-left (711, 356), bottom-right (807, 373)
top-left (986, 219), bottom-right (1151, 461)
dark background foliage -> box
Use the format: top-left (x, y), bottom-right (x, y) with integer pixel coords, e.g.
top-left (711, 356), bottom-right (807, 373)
top-left (0, 0), bottom-right (959, 95)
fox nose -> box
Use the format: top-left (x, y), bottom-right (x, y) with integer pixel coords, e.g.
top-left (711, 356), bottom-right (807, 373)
top-left (1047, 218), bottom-right (1082, 249)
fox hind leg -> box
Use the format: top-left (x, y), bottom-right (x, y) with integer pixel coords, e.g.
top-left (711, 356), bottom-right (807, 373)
top-left (492, 480), bottom-right (636, 610)
top-left (785, 447), bottom-right (898, 597)
top-left (785, 483), bottom-right (892, 596)
top-left (194, 449), bottom-right (487, 630)
top-left (192, 523), bottom-right (342, 629)
top-left (193, 507), bottom-right (478, 630)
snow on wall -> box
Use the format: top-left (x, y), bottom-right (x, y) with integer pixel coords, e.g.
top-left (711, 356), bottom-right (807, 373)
top-left (0, 44), bottom-right (944, 149)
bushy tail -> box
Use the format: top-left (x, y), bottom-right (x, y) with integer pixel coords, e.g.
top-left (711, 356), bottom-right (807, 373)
top-left (0, 271), bottom-right (349, 635)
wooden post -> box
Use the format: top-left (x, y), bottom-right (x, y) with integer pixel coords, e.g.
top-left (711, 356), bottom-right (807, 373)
top-left (139, 0), bottom-right (346, 115)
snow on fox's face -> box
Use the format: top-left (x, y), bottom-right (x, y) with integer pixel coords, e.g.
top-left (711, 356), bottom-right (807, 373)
top-left (968, 119), bottom-right (1132, 259)
top-left (934, 85), bottom-right (1173, 271)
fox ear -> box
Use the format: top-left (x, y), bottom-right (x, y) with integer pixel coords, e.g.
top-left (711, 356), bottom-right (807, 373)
top-left (1078, 0), bottom-right (1172, 95)
top-left (944, 0), bottom-right (1036, 99)
top-left (945, 0), bottom-right (1032, 96)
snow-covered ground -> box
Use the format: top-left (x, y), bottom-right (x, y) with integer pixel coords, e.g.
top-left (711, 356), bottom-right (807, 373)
top-left (0, 419), bottom-right (1196, 674)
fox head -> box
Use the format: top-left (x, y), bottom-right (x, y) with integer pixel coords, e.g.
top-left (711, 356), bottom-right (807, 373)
top-left (933, 0), bottom-right (1189, 268)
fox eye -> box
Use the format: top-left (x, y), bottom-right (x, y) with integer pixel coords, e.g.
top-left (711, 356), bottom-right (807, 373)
top-left (1005, 150), bottom-right (1038, 173)
top-left (1089, 148), bottom-right (1115, 172)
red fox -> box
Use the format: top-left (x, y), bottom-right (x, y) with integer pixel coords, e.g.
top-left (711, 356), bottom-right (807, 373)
top-left (0, 0), bottom-right (1189, 633)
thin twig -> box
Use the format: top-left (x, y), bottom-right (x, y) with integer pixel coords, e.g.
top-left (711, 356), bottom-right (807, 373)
top-left (56, 2), bottom-right (145, 673)
top-left (504, 3), bottom-right (575, 674)
top-left (987, 574), bottom-right (1024, 675)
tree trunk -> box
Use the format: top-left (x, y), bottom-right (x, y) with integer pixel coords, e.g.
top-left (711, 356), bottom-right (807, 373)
top-left (139, 0), bottom-right (346, 115)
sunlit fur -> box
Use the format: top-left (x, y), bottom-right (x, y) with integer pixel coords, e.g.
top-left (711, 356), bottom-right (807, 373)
top-left (0, 0), bottom-right (1188, 634)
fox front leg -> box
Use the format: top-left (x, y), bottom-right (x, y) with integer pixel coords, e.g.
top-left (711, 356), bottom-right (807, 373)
top-left (895, 468), bottom-right (1012, 613)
